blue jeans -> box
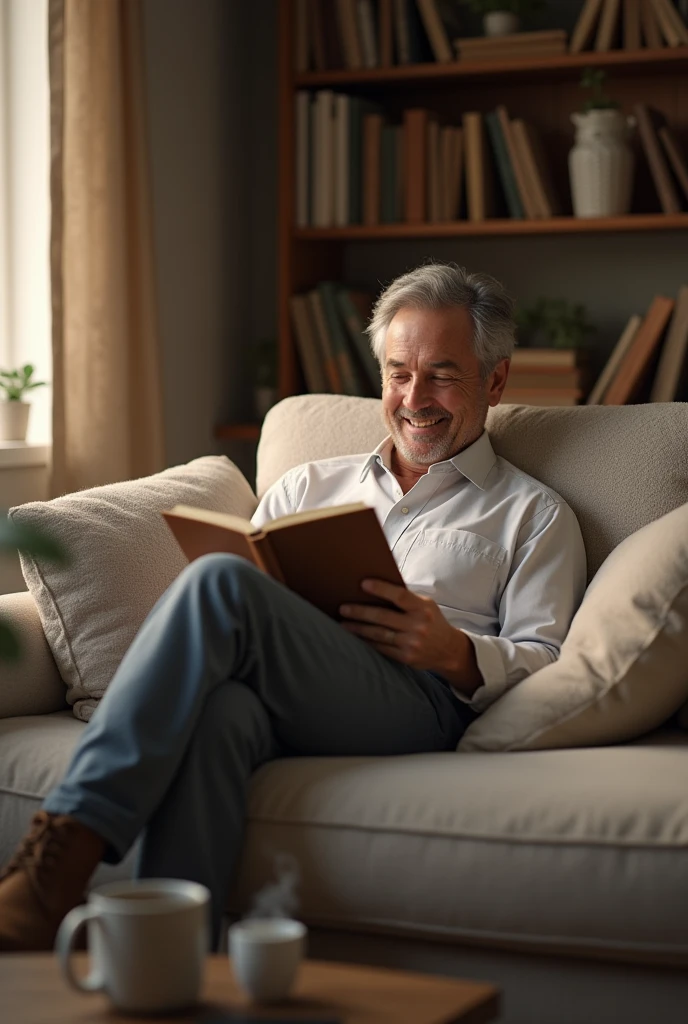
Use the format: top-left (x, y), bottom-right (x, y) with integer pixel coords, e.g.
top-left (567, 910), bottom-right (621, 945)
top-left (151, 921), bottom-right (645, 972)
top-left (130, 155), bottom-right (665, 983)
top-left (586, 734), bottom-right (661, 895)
top-left (44, 555), bottom-right (477, 943)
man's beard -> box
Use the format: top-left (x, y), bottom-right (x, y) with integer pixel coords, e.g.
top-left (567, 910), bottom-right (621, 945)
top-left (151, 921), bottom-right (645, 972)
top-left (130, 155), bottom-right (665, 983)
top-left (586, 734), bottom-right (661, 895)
top-left (385, 403), bottom-right (487, 465)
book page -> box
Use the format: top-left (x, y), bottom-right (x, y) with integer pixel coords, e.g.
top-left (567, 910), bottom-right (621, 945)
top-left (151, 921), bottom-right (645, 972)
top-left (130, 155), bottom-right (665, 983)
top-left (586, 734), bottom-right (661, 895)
top-left (263, 502), bottom-right (369, 532)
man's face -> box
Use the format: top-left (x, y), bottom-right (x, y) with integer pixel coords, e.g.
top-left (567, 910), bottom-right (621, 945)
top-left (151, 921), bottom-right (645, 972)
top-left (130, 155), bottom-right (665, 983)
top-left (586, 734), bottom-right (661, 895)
top-left (381, 306), bottom-right (509, 467)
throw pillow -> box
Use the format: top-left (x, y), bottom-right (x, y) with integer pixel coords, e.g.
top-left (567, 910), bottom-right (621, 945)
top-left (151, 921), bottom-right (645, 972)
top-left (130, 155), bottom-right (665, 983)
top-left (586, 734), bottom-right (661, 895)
top-left (10, 456), bottom-right (257, 722)
top-left (459, 501), bottom-right (688, 752)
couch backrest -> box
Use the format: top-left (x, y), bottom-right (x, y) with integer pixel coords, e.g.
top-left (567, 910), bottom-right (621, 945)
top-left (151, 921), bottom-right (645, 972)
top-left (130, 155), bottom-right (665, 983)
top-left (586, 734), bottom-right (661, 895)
top-left (257, 395), bottom-right (688, 581)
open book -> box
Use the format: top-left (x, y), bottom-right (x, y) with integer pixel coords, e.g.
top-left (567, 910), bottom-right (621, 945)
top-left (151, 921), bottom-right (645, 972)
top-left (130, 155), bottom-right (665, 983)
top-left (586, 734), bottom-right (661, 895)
top-left (162, 502), bottom-right (405, 619)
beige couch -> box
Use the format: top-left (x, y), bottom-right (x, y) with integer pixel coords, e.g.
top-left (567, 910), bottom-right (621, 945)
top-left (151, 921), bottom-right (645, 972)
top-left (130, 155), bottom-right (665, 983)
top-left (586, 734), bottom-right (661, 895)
top-left (1, 395), bottom-right (688, 1024)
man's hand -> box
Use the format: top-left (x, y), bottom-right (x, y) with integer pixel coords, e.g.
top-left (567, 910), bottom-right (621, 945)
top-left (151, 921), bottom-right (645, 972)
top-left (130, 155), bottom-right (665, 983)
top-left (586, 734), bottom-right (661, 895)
top-left (339, 579), bottom-right (483, 698)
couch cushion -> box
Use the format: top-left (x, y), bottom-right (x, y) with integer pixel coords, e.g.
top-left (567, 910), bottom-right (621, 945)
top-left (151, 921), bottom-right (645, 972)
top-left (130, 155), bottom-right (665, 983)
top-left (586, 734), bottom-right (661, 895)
top-left (458, 500), bottom-right (688, 752)
top-left (2, 715), bottom-right (686, 965)
top-left (0, 592), bottom-right (66, 719)
top-left (9, 456), bottom-right (257, 721)
top-left (257, 396), bottom-right (688, 582)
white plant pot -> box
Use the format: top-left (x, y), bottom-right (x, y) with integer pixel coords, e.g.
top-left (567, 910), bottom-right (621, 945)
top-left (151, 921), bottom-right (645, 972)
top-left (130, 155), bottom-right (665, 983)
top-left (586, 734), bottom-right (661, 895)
top-left (0, 400), bottom-right (30, 441)
top-left (483, 11), bottom-right (520, 37)
top-left (569, 109), bottom-right (636, 218)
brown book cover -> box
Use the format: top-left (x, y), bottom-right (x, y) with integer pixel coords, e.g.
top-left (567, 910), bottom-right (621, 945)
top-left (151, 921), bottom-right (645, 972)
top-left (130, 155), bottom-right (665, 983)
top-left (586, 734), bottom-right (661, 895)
top-left (507, 369), bottom-right (582, 389)
top-left (510, 120), bottom-right (547, 218)
top-left (457, 42), bottom-right (567, 61)
top-left (463, 111), bottom-right (496, 221)
top-left (649, 285), bottom-right (688, 401)
top-left (634, 104), bottom-right (681, 214)
top-left (427, 118), bottom-right (441, 222)
top-left (649, 0), bottom-right (688, 44)
top-left (586, 314), bottom-right (642, 404)
top-left (456, 29), bottom-right (566, 50)
top-left (449, 125), bottom-right (464, 220)
top-left (289, 294), bottom-right (331, 393)
top-left (570, 0), bottom-right (606, 51)
top-left (378, 0), bottom-right (394, 66)
top-left (595, 0), bottom-right (621, 50)
top-left (658, 125), bottom-right (688, 203)
top-left (319, 0), bottom-right (346, 68)
top-left (163, 503), bottom-right (406, 621)
top-left (501, 389), bottom-right (581, 406)
top-left (640, 0), bottom-right (664, 47)
top-left (515, 120), bottom-right (561, 217)
top-left (294, 0), bottom-right (310, 72)
top-left (363, 113), bottom-right (384, 225)
top-left (403, 108), bottom-right (429, 222)
top-left (308, 0), bottom-right (328, 70)
top-left (496, 106), bottom-right (539, 220)
top-left (510, 348), bottom-right (585, 368)
top-left (337, 0), bottom-right (364, 69)
top-left (417, 0), bottom-right (453, 61)
top-left (624, 0), bottom-right (642, 49)
top-left (602, 294), bottom-right (675, 404)
top-left (307, 289), bottom-right (344, 393)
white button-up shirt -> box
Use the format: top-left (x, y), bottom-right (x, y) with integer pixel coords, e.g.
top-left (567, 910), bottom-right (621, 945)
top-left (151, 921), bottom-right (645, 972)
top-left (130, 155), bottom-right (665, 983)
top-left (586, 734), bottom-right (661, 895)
top-left (251, 430), bottom-right (587, 712)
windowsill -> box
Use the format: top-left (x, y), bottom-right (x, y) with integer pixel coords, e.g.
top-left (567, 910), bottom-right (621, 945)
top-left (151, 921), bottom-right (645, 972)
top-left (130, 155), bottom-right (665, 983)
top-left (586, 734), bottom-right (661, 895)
top-left (0, 442), bottom-right (51, 469)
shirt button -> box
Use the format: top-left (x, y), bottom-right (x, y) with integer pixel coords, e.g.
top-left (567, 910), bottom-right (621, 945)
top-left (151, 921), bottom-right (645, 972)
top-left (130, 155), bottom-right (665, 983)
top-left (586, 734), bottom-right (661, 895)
top-left (401, 507), bottom-right (409, 514)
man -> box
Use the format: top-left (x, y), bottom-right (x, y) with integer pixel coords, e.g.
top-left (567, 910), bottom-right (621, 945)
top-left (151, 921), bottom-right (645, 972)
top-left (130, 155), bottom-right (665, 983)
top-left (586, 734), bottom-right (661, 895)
top-left (0, 263), bottom-right (586, 952)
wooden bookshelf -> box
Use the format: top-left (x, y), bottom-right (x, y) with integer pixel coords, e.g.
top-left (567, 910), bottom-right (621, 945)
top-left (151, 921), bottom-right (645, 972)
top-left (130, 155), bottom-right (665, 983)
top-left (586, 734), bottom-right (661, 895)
top-left (214, 423), bottom-right (262, 442)
top-left (216, 1), bottom-right (688, 437)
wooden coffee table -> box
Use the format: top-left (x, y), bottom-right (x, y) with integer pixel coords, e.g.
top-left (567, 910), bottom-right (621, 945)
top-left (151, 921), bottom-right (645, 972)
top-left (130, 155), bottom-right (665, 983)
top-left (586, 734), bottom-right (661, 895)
top-left (1, 953), bottom-right (500, 1023)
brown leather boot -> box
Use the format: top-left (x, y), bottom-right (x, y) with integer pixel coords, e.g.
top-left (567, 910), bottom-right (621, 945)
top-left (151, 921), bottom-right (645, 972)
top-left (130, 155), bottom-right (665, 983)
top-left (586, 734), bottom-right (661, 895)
top-left (0, 810), bottom-right (105, 952)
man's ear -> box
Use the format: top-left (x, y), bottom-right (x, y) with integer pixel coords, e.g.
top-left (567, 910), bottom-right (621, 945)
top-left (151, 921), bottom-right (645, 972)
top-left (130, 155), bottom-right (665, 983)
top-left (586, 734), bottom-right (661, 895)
top-left (487, 358), bottom-right (510, 407)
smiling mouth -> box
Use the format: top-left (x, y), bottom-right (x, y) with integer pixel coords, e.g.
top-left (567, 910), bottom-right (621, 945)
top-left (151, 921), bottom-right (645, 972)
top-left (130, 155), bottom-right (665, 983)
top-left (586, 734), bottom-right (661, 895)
top-left (401, 416), bottom-right (447, 429)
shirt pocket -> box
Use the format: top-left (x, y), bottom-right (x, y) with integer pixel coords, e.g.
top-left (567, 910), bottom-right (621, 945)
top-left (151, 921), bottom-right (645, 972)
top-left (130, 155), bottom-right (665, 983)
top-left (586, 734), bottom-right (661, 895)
top-left (399, 528), bottom-right (506, 617)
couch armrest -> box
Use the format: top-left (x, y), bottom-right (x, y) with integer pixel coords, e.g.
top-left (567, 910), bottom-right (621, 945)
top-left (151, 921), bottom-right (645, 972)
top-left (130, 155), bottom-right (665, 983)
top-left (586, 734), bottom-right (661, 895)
top-left (0, 592), bottom-right (67, 718)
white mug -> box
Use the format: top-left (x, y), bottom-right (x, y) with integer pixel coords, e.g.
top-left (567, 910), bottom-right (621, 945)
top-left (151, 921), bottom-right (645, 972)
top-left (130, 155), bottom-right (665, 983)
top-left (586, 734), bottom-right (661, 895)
top-left (228, 917), bottom-right (307, 1002)
top-left (56, 878), bottom-right (210, 1014)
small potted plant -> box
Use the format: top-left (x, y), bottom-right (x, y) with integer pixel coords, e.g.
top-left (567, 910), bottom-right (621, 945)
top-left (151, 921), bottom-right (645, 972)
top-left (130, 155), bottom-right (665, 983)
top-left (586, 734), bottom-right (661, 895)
top-left (569, 69), bottom-right (636, 217)
top-left (0, 364), bottom-right (49, 442)
top-left (461, 0), bottom-right (546, 38)
top-left (517, 298), bottom-right (596, 350)
top-left (253, 338), bottom-right (279, 419)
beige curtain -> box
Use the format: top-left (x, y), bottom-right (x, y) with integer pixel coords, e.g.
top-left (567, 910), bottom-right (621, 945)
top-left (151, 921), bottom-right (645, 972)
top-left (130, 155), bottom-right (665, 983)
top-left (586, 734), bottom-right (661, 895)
top-left (49, 0), bottom-right (164, 495)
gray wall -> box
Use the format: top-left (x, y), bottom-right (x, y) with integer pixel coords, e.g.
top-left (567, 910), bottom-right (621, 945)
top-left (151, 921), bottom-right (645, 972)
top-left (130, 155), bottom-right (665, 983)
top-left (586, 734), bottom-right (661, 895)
top-left (142, 0), bottom-right (277, 482)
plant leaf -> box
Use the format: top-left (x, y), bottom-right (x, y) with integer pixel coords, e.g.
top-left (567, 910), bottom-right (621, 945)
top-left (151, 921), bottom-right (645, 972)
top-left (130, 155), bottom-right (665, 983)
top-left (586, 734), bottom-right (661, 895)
top-left (0, 618), bottom-right (21, 661)
top-left (0, 516), bottom-right (69, 563)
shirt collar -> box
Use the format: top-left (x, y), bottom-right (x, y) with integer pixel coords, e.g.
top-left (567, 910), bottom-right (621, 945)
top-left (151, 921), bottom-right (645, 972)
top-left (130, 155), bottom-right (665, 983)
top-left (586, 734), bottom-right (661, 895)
top-left (359, 430), bottom-right (496, 490)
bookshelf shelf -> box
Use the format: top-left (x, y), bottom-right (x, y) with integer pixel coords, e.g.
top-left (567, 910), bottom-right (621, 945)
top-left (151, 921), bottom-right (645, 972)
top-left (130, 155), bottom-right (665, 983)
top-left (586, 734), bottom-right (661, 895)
top-left (294, 213), bottom-right (688, 241)
top-left (295, 47), bottom-right (688, 89)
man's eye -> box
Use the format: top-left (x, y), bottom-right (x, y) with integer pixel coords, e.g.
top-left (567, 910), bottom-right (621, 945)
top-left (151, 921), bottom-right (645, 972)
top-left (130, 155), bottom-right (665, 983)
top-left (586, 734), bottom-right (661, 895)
top-left (432, 376), bottom-right (452, 382)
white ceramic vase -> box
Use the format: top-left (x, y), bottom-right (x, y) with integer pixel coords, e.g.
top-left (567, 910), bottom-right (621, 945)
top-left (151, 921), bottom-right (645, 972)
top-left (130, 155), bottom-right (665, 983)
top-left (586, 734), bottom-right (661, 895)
top-left (569, 109), bottom-right (636, 218)
top-left (483, 11), bottom-right (520, 37)
top-left (0, 400), bottom-right (30, 441)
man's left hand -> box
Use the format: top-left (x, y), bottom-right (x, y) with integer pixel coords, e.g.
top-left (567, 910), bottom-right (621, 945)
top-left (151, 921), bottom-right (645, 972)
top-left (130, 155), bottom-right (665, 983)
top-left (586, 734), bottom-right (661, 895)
top-left (339, 579), bottom-right (481, 696)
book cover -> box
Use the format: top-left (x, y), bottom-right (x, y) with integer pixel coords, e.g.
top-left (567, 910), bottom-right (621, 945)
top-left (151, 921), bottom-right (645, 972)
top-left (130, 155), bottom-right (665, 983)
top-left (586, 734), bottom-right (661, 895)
top-left (289, 293), bottom-right (331, 394)
top-left (308, 0), bottom-right (328, 70)
top-left (307, 289), bottom-right (344, 393)
top-left (403, 108), bottom-right (429, 222)
top-left (320, 0), bottom-right (347, 68)
top-left (335, 286), bottom-right (382, 396)
top-left (405, 0), bottom-right (434, 62)
top-left (456, 29), bottom-right (567, 50)
top-left (363, 112), bottom-right (384, 226)
top-left (658, 125), bottom-right (688, 203)
top-left (416, 0), bottom-right (453, 62)
top-left (381, 122), bottom-right (400, 224)
top-left (163, 503), bottom-right (406, 621)
top-left (295, 92), bottom-right (311, 228)
top-left (294, 0), bottom-right (310, 72)
top-left (463, 111), bottom-right (496, 222)
top-left (603, 294), bottom-right (675, 404)
top-left (357, 0), bottom-right (379, 68)
top-left (570, 0), bottom-right (606, 52)
top-left (447, 126), bottom-right (464, 220)
top-left (507, 369), bottom-right (582, 389)
top-left (623, 0), bottom-right (642, 48)
top-left (334, 93), bottom-right (351, 227)
top-left (457, 42), bottom-right (567, 61)
top-left (336, 0), bottom-right (364, 69)
top-left (318, 281), bottom-right (369, 396)
top-left (313, 90), bottom-right (335, 227)
top-left (501, 389), bottom-right (581, 406)
top-left (634, 104), bottom-right (681, 214)
top-left (595, 0), bottom-right (621, 50)
top-left (378, 0), bottom-right (394, 65)
top-left (495, 106), bottom-right (539, 220)
top-left (649, 285), bottom-right (688, 400)
top-left (427, 118), bottom-right (441, 222)
top-left (640, 0), bottom-right (664, 47)
top-left (586, 314), bottom-right (642, 404)
top-left (484, 111), bottom-right (524, 220)
top-left (510, 348), bottom-right (584, 368)
top-left (393, 0), bottom-right (412, 62)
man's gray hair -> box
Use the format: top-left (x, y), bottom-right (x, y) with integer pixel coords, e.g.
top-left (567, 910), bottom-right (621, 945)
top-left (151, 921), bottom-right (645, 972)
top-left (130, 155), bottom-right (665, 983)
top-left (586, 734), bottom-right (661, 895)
top-left (367, 263), bottom-right (516, 376)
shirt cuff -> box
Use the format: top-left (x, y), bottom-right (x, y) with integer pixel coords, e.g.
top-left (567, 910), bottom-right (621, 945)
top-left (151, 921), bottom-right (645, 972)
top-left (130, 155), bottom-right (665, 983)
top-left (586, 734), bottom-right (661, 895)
top-left (450, 631), bottom-right (506, 713)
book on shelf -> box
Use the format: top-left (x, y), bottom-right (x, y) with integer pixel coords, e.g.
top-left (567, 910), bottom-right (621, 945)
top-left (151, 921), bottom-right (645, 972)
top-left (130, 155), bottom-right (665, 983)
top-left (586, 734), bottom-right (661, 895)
top-left (313, 90), bottom-right (335, 227)
top-left (378, 0), bottom-right (394, 65)
top-left (586, 314), bottom-right (642, 404)
top-left (501, 388), bottom-right (582, 407)
top-left (289, 293), bottom-right (331, 394)
top-left (363, 112), bottom-right (384, 226)
top-left (337, 0), bottom-right (364, 70)
top-left (510, 348), bottom-right (587, 368)
top-left (307, 289), bottom-right (344, 393)
top-left (357, 0), bottom-right (378, 68)
top-left (649, 0), bottom-right (688, 46)
top-left (295, 92), bottom-right (311, 229)
top-left (455, 29), bottom-right (567, 61)
top-left (634, 104), bottom-right (682, 214)
top-left (495, 105), bottom-right (539, 220)
top-left (484, 112), bottom-right (524, 220)
top-left (318, 281), bottom-right (369, 396)
top-left (463, 111), bottom-right (496, 222)
top-left (595, 0), bottom-right (622, 51)
top-left (163, 503), bottom-right (405, 621)
top-left (416, 0), bottom-right (453, 62)
top-left (511, 119), bottom-right (561, 219)
top-left (649, 285), bottom-right (688, 400)
top-left (294, 0), bottom-right (310, 73)
top-left (623, 0), bottom-right (642, 49)
top-left (334, 287), bottom-right (382, 396)
top-left (403, 108), bottom-right (430, 222)
top-left (427, 118), bottom-right (441, 222)
top-left (602, 294), bottom-right (675, 404)
top-left (640, 0), bottom-right (664, 48)
top-left (334, 93), bottom-right (350, 228)
top-left (381, 123), bottom-right (403, 223)
top-left (658, 126), bottom-right (688, 204)
top-left (507, 369), bottom-right (584, 389)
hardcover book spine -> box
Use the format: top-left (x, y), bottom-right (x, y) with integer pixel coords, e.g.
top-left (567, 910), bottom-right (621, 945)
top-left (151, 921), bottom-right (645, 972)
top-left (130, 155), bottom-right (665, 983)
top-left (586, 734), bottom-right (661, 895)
top-left (403, 108), bottom-right (428, 222)
top-left (250, 535), bottom-right (286, 585)
top-left (484, 111), bottom-right (524, 219)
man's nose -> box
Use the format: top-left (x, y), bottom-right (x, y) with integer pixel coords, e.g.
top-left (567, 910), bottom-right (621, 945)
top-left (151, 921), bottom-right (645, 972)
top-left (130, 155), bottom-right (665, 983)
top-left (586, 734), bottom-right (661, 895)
top-left (404, 378), bottom-right (433, 410)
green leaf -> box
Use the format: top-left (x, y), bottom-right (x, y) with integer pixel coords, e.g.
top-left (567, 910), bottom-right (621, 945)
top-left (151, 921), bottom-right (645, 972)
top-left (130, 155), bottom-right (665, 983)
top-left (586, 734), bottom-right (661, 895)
top-left (0, 619), bottom-right (21, 661)
top-left (0, 516), bottom-right (69, 563)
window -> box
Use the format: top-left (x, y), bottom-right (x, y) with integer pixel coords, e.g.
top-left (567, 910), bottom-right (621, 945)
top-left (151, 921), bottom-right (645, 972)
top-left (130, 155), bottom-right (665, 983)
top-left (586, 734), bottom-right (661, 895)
top-left (0, 0), bottom-right (51, 444)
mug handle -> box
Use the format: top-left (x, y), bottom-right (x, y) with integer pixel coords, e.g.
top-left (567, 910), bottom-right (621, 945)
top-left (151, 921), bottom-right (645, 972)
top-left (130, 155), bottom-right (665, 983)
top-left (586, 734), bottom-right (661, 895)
top-left (55, 904), bottom-right (104, 993)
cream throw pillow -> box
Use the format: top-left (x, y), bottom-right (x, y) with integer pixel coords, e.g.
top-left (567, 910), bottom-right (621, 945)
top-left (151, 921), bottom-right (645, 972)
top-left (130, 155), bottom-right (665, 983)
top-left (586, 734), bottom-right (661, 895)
top-left (10, 456), bottom-right (257, 722)
top-left (459, 501), bottom-right (688, 752)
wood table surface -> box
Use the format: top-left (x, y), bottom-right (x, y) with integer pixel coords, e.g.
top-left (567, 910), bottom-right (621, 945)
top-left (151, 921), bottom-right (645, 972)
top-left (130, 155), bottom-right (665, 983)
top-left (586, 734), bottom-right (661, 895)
top-left (1, 953), bottom-right (501, 1023)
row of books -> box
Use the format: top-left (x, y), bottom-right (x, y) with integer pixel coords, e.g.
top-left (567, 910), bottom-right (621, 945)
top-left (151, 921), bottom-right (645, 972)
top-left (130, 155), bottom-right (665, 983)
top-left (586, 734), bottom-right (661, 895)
top-left (289, 283), bottom-right (381, 398)
top-left (587, 284), bottom-right (688, 404)
top-left (294, 0), bottom-right (459, 72)
top-left (571, 0), bottom-right (688, 53)
top-left (635, 106), bottom-right (688, 214)
top-left (295, 93), bottom-right (561, 228)
top-left (501, 350), bottom-right (587, 407)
